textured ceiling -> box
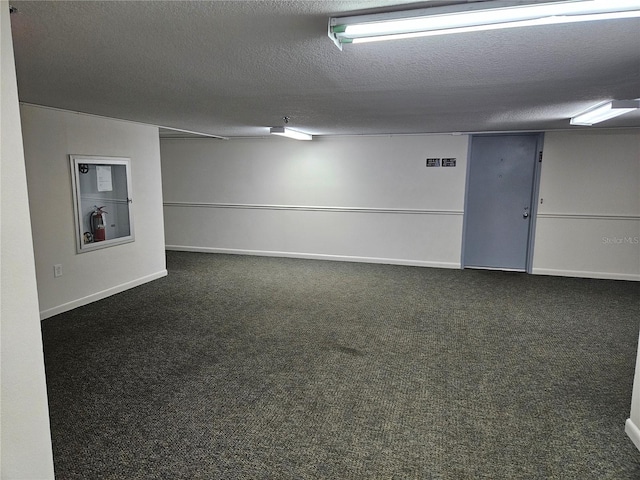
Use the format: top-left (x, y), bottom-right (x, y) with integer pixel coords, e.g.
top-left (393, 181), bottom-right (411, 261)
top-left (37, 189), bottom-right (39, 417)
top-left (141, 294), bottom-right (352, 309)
top-left (8, 0), bottom-right (640, 137)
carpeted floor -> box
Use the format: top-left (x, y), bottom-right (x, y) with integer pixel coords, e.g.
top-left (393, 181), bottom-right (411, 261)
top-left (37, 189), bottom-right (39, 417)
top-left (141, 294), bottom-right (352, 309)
top-left (42, 251), bottom-right (640, 479)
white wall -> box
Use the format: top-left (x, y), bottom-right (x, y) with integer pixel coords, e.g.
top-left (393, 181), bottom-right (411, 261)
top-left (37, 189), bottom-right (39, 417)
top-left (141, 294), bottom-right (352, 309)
top-left (1, 1), bottom-right (55, 477)
top-left (627, 331), bottom-right (640, 451)
top-left (21, 105), bottom-right (168, 319)
top-left (161, 135), bottom-right (469, 268)
top-left (162, 130), bottom-right (639, 280)
top-left (533, 129), bottom-right (640, 281)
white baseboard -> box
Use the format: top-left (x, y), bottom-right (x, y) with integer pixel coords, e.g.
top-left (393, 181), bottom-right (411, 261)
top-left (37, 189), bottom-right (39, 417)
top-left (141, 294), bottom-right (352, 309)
top-left (165, 245), bottom-right (460, 270)
top-left (40, 270), bottom-right (168, 320)
top-left (532, 268), bottom-right (640, 282)
top-left (626, 419), bottom-right (640, 451)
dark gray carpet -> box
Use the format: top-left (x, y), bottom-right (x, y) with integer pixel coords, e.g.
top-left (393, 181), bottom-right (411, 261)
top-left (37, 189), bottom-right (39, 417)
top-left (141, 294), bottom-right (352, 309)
top-left (42, 251), bottom-right (640, 479)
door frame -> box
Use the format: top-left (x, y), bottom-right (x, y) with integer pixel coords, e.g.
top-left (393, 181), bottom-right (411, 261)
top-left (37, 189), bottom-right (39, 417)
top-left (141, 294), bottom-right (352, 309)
top-left (461, 132), bottom-right (545, 273)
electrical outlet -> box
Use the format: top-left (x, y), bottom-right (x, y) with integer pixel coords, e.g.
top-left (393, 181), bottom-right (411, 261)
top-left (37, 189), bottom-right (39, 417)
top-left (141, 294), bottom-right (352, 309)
top-left (54, 264), bottom-right (62, 278)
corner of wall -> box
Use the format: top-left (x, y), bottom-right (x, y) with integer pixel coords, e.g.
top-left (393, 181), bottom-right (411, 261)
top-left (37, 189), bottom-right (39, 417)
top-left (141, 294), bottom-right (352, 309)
top-left (21, 106), bottom-right (167, 318)
top-left (1, 1), bottom-right (55, 477)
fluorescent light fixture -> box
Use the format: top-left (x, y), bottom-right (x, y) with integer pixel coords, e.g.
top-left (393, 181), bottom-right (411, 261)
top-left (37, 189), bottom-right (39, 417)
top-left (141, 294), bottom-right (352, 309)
top-left (329, 0), bottom-right (640, 48)
top-left (570, 100), bottom-right (640, 126)
top-left (270, 126), bottom-right (313, 141)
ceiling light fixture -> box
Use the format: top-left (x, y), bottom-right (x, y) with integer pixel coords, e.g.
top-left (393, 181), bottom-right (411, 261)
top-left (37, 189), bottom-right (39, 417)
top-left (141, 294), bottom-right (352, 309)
top-left (570, 100), bottom-right (640, 126)
top-left (328, 0), bottom-right (640, 49)
top-left (270, 127), bottom-right (313, 141)
top-left (270, 117), bottom-right (313, 141)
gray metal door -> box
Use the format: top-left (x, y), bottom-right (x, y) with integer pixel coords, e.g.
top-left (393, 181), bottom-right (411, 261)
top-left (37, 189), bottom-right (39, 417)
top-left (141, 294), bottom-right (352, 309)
top-left (463, 134), bottom-right (541, 271)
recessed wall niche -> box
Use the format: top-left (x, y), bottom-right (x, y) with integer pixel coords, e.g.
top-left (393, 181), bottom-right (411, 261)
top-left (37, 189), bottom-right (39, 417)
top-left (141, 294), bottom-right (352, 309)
top-left (70, 155), bottom-right (134, 253)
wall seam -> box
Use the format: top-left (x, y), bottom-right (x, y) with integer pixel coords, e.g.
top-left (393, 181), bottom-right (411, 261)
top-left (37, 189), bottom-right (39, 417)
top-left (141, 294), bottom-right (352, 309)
top-left (163, 202), bottom-right (464, 215)
top-left (537, 213), bottom-right (640, 221)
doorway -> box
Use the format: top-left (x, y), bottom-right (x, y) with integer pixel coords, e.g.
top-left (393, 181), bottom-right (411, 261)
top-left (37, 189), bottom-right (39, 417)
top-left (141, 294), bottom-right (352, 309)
top-left (462, 133), bottom-right (543, 272)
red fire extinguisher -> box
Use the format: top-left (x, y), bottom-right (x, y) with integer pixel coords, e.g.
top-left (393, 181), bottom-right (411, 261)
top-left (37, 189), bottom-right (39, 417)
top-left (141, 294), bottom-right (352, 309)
top-left (90, 206), bottom-right (107, 242)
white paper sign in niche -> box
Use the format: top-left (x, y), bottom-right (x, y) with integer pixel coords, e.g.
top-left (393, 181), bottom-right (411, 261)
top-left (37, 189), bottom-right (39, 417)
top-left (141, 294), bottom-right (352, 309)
top-left (96, 165), bottom-right (113, 192)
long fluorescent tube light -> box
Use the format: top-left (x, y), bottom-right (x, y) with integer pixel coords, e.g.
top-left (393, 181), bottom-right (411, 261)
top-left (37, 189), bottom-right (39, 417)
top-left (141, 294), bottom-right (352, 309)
top-left (270, 126), bottom-right (313, 141)
top-left (570, 100), bottom-right (640, 126)
top-left (329, 0), bottom-right (640, 48)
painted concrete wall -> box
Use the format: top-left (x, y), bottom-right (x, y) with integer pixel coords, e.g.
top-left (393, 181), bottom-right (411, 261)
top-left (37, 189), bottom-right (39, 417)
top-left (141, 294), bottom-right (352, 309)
top-left (161, 135), bottom-right (469, 268)
top-left (0, 2), bottom-right (55, 477)
top-left (20, 105), bottom-right (168, 319)
top-left (161, 129), bottom-right (639, 281)
top-left (627, 331), bottom-right (640, 451)
top-left (533, 129), bottom-right (640, 281)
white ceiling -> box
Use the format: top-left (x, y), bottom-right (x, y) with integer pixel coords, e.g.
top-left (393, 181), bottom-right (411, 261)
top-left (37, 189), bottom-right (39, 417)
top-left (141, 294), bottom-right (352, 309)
top-left (8, 0), bottom-right (640, 138)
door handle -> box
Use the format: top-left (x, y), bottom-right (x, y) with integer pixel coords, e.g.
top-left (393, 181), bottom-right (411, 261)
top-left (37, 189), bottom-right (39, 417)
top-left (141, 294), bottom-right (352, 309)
top-left (523, 212), bottom-right (529, 218)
